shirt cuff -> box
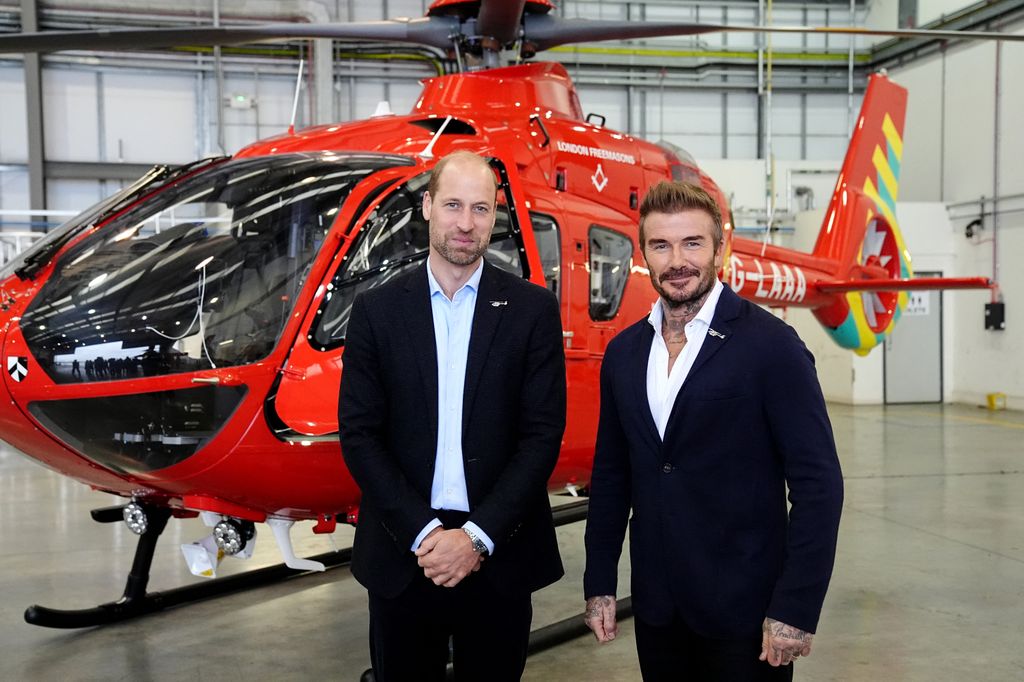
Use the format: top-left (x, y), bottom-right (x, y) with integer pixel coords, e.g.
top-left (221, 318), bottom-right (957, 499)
top-left (411, 518), bottom-right (443, 552)
top-left (462, 521), bottom-right (495, 555)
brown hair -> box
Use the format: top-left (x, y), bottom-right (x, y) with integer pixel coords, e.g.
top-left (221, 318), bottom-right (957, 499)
top-left (638, 181), bottom-right (723, 251)
top-left (427, 150), bottom-right (498, 198)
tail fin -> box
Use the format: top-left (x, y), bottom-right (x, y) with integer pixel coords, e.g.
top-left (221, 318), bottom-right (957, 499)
top-left (811, 72), bottom-right (912, 355)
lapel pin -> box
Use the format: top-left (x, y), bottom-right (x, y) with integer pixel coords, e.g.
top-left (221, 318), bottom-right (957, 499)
top-left (490, 300), bottom-right (508, 307)
top-left (708, 328), bottom-right (726, 339)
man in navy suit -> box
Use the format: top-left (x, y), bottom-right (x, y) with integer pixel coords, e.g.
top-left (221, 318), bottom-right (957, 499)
top-left (583, 181), bottom-right (843, 681)
top-left (339, 151), bottom-right (566, 681)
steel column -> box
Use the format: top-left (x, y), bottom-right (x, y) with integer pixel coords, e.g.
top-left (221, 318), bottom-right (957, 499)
top-left (21, 0), bottom-right (46, 213)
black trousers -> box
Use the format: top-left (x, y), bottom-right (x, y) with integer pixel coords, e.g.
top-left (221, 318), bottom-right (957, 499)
top-left (367, 511), bottom-right (533, 682)
top-left (634, 615), bottom-right (795, 682)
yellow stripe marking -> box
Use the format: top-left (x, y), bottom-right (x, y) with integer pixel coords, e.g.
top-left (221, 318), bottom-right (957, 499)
top-left (882, 113), bottom-right (903, 160)
top-left (873, 146), bottom-right (899, 202)
top-left (863, 178), bottom-right (897, 226)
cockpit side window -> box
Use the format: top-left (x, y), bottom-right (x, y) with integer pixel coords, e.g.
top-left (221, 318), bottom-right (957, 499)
top-left (310, 169), bottom-right (525, 350)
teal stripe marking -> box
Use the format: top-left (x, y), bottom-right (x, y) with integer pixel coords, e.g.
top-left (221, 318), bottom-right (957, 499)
top-left (887, 141), bottom-right (901, 181)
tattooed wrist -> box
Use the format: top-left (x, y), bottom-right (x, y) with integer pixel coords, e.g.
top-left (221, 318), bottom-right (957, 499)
top-left (585, 595), bottom-right (614, 619)
top-left (764, 618), bottom-right (812, 642)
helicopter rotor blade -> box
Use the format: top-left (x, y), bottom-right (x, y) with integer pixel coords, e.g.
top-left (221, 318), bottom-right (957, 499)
top-left (0, 16), bottom-right (459, 55)
top-left (477, 0), bottom-right (528, 45)
top-left (521, 15), bottom-right (1024, 52)
top-left (3, 10), bottom-right (1021, 57)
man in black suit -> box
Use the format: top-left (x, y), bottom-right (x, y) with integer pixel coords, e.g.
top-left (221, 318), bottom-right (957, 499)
top-left (583, 181), bottom-right (844, 681)
top-left (339, 150), bottom-right (566, 682)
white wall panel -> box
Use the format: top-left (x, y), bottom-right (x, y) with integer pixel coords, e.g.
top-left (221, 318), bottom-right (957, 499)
top-left (769, 93), bottom-right (801, 135)
top-left (43, 68), bottom-right (100, 162)
top-left (0, 170), bottom-right (29, 211)
top-left (668, 134), bottom-right (721, 163)
top-left (46, 179), bottom-right (102, 212)
top-left (389, 80), bottom-right (427, 116)
top-left (0, 68), bottom-right (27, 163)
top-left (887, 57), bottom-right (943, 201)
top-left (805, 135), bottom-right (847, 161)
top-left (563, 1), bottom-right (628, 21)
top-left (250, 75), bottom-right (305, 130)
top-left (726, 91), bottom-right (758, 136)
top-left (580, 86), bottom-right (627, 131)
top-left (727, 135), bottom-right (758, 159)
top-left (103, 71), bottom-right (196, 164)
top-left (942, 42), bottom-right (998, 203)
top-left (771, 136), bottom-right (802, 160)
top-left (651, 89), bottom-right (722, 137)
top-left (998, 34), bottom-right (1024, 197)
top-left (806, 93), bottom-right (853, 136)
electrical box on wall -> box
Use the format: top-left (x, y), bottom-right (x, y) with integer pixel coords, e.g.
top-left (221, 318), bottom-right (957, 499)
top-left (985, 303), bottom-right (1005, 330)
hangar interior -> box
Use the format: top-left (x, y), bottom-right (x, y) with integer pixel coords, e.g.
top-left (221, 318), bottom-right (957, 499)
top-left (0, 1), bottom-right (1022, 680)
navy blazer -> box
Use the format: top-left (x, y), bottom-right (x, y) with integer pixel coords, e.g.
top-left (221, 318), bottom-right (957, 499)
top-left (339, 261), bottom-right (566, 598)
top-left (584, 284), bottom-right (843, 638)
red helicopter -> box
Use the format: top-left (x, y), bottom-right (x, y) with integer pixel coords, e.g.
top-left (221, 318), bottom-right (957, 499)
top-left (0, 0), bottom-right (1001, 627)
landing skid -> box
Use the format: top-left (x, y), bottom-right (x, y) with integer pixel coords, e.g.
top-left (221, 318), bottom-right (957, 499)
top-left (24, 505), bottom-right (351, 629)
top-left (23, 498), bottom-right (590, 629)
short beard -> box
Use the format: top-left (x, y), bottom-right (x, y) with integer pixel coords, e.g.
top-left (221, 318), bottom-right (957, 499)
top-left (431, 233), bottom-right (488, 267)
top-left (652, 266), bottom-right (716, 312)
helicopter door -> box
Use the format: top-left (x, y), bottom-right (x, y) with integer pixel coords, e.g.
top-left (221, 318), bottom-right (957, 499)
top-left (272, 159), bottom-right (534, 438)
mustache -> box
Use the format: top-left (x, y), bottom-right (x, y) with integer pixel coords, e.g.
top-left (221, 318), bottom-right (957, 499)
top-left (659, 267), bottom-right (700, 283)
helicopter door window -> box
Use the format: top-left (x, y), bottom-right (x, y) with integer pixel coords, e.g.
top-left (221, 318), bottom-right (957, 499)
top-left (529, 212), bottom-right (561, 297)
top-left (18, 153), bottom-right (414, 384)
top-left (588, 226), bottom-right (633, 321)
top-left (310, 171), bottom-right (525, 350)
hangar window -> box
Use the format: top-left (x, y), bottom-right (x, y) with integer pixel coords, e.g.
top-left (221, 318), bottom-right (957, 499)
top-left (589, 226), bottom-right (632, 321)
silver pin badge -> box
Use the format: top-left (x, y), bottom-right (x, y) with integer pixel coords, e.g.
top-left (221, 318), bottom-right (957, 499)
top-left (708, 328), bottom-right (726, 339)
top-left (490, 300), bottom-right (508, 307)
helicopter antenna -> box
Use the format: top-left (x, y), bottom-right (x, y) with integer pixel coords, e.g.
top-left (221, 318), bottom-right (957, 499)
top-left (418, 115), bottom-right (453, 159)
top-left (288, 59), bottom-right (305, 136)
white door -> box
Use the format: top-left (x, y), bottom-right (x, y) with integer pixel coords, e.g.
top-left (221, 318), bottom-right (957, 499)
top-left (884, 272), bottom-right (942, 403)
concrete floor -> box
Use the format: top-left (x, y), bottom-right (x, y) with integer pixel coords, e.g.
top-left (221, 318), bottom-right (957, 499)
top-left (1, 403), bottom-right (1023, 681)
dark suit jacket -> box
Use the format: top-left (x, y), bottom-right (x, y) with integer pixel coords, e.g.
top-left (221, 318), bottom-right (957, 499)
top-left (584, 284), bottom-right (843, 638)
top-left (339, 260), bottom-right (566, 598)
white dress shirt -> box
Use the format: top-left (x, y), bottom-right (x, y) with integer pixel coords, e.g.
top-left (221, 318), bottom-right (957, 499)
top-left (411, 260), bottom-right (494, 554)
top-left (646, 279), bottom-right (724, 439)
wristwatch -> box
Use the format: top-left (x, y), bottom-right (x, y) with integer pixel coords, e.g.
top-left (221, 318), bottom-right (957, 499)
top-left (462, 527), bottom-right (489, 555)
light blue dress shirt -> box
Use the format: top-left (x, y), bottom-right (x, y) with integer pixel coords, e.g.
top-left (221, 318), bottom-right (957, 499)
top-left (410, 260), bottom-right (495, 554)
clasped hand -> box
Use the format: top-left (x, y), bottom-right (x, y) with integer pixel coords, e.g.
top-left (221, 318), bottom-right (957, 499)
top-left (414, 527), bottom-right (484, 588)
top-left (584, 595), bottom-right (618, 642)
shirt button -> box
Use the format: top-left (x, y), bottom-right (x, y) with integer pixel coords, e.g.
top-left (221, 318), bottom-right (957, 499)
top-left (662, 463), bottom-right (673, 474)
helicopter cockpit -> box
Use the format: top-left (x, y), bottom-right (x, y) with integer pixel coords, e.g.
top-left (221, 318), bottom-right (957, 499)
top-left (19, 152), bottom-right (414, 384)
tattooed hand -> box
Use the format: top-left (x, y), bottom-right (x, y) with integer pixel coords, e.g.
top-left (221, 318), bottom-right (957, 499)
top-left (584, 595), bottom-right (618, 642)
top-left (760, 618), bottom-right (813, 666)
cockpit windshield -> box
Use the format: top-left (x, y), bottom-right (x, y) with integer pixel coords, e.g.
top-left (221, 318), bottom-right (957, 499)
top-left (20, 152), bottom-right (413, 384)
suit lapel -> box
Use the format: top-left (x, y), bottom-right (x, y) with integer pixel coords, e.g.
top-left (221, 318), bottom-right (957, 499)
top-left (681, 285), bottom-right (740, 386)
top-left (462, 262), bottom-right (506, 436)
top-left (631, 321), bottom-right (662, 450)
top-left (401, 267), bottom-right (439, 447)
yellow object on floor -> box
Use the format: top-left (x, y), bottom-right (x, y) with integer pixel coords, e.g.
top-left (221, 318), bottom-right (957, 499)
top-left (986, 392), bottom-right (1007, 410)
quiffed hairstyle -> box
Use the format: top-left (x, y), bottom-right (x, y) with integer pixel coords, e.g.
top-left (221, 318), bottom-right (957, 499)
top-left (638, 181), bottom-right (723, 251)
top-left (427, 150), bottom-right (499, 198)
